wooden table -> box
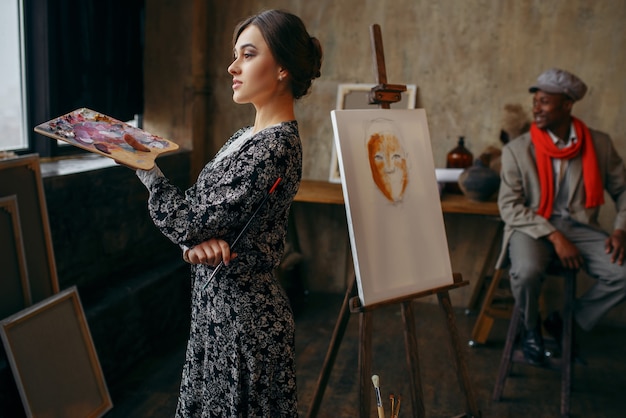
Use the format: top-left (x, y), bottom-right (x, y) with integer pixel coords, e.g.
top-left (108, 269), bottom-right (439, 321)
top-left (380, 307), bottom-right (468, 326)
top-left (294, 179), bottom-right (344, 205)
top-left (295, 179), bottom-right (499, 215)
top-left (294, 179), bottom-right (501, 311)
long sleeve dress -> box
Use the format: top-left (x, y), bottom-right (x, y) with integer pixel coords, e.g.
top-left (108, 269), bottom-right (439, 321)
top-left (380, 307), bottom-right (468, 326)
top-left (139, 121), bottom-right (302, 417)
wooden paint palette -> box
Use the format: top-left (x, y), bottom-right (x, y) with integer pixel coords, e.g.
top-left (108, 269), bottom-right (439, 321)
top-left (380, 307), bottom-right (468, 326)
top-left (34, 108), bottom-right (179, 170)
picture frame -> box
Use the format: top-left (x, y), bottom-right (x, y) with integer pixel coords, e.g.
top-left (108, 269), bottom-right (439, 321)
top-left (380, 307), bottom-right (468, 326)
top-left (0, 195), bottom-right (31, 319)
top-left (331, 108), bottom-right (453, 307)
top-left (0, 286), bottom-right (112, 418)
top-left (328, 83), bottom-right (417, 183)
top-left (0, 154), bottom-right (59, 303)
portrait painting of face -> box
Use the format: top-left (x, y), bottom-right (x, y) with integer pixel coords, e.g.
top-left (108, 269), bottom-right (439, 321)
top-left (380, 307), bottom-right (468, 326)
top-left (329, 84), bottom-right (418, 184)
top-left (331, 109), bottom-right (453, 307)
top-left (366, 119), bottom-right (408, 203)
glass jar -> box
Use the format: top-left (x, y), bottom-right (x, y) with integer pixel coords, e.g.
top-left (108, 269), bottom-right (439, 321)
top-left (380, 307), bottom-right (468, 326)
top-left (445, 136), bottom-right (473, 194)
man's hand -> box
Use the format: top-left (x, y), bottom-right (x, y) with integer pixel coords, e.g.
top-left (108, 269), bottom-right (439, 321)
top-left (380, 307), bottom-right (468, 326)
top-left (547, 230), bottom-right (584, 270)
top-left (184, 239), bottom-right (236, 266)
top-left (605, 229), bottom-right (626, 265)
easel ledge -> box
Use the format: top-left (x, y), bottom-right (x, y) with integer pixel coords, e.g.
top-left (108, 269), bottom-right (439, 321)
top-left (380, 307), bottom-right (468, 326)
top-left (349, 273), bottom-right (468, 313)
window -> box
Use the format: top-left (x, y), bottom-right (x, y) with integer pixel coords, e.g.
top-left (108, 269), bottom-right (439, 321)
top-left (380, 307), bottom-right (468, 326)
top-left (0, 0), bottom-right (27, 153)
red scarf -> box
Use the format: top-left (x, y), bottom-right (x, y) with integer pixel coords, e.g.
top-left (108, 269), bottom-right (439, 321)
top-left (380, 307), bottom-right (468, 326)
top-left (530, 117), bottom-right (604, 219)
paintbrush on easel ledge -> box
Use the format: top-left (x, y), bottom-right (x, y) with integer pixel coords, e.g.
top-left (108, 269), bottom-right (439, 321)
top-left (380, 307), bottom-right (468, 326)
top-left (371, 375), bottom-right (386, 418)
top-left (392, 394), bottom-right (402, 417)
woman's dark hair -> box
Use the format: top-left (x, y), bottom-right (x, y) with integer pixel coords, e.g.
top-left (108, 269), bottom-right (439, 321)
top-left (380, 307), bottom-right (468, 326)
top-left (233, 9), bottom-right (323, 99)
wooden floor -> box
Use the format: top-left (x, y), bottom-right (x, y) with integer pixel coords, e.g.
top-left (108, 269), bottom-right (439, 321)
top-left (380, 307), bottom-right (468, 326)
top-left (104, 292), bottom-right (626, 418)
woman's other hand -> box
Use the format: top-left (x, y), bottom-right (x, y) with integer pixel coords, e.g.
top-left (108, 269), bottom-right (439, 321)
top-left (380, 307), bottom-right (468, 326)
top-left (184, 239), bottom-right (236, 266)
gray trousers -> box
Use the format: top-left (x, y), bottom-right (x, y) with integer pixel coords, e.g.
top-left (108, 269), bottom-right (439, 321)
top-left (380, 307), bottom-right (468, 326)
top-left (508, 216), bottom-right (626, 331)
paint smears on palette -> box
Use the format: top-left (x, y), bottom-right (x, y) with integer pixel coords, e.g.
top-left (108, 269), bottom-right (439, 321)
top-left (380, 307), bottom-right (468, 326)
top-left (34, 108), bottom-right (179, 170)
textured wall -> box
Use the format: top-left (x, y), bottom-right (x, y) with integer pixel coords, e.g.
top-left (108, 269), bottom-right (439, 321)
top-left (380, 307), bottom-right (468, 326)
top-left (145, 0), bottom-right (626, 180)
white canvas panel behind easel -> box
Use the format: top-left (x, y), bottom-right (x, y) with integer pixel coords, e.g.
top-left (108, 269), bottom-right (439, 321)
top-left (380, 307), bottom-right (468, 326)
top-left (331, 108), bottom-right (453, 306)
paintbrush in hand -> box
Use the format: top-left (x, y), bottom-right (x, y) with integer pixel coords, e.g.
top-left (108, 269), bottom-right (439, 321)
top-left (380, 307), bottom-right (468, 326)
top-left (202, 177), bottom-right (282, 290)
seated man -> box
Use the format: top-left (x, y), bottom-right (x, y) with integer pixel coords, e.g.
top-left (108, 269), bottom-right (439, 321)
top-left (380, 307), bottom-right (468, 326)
top-left (497, 68), bottom-right (626, 364)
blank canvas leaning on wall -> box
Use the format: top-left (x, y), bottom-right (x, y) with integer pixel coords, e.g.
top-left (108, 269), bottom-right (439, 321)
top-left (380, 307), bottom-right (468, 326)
top-left (331, 109), bottom-right (453, 307)
top-left (0, 286), bottom-right (112, 418)
top-left (0, 195), bottom-right (31, 319)
top-left (0, 154), bottom-right (59, 303)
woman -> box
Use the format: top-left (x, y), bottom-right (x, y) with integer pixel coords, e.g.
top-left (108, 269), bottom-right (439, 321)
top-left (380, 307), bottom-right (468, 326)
top-left (135, 9), bottom-right (322, 417)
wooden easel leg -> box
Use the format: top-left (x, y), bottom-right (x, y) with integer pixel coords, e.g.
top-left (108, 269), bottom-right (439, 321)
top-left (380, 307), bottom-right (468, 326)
top-left (306, 279), bottom-right (357, 418)
top-left (466, 221), bottom-right (503, 313)
top-left (359, 310), bottom-right (373, 418)
top-left (401, 301), bottom-right (426, 418)
top-left (437, 291), bottom-right (482, 417)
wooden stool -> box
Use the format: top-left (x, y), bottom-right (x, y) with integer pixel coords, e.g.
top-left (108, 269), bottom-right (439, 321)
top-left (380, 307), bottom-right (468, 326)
top-left (492, 268), bottom-right (577, 418)
top-left (469, 264), bottom-right (570, 346)
top-left (468, 268), bottom-right (514, 346)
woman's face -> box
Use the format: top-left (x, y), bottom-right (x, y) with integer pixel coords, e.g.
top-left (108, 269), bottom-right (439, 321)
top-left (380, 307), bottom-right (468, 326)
top-left (227, 25), bottom-right (284, 106)
top-left (367, 132), bottom-right (408, 202)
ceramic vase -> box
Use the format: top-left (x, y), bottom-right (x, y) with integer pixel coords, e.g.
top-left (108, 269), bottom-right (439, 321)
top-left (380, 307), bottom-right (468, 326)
top-left (458, 159), bottom-right (500, 202)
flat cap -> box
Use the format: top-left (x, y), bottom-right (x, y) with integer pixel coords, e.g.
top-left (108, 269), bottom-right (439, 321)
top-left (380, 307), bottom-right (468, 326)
top-left (529, 68), bottom-right (588, 101)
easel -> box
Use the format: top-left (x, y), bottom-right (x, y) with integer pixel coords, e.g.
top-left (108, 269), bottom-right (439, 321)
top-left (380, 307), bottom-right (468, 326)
top-left (306, 25), bottom-right (481, 418)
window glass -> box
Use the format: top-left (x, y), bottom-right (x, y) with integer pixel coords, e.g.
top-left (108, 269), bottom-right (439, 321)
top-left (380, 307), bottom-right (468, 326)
top-left (0, 0), bottom-right (27, 152)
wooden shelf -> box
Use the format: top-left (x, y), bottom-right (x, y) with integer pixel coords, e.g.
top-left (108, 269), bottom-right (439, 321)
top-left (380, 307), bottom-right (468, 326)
top-left (439, 192), bottom-right (500, 216)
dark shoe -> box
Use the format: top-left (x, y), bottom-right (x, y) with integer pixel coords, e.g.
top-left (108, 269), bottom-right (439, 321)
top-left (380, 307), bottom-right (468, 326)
top-left (543, 311), bottom-right (564, 343)
top-left (543, 311), bottom-right (564, 358)
top-left (543, 311), bottom-right (585, 364)
top-left (522, 326), bottom-right (546, 365)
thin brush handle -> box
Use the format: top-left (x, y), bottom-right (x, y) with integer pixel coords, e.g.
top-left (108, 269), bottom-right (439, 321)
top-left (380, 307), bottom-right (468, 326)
top-left (201, 177), bottom-right (281, 290)
top-left (374, 387), bottom-right (385, 418)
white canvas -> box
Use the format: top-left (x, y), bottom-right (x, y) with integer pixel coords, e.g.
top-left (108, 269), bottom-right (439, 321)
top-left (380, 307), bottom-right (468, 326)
top-left (331, 109), bottom-right (453, 306)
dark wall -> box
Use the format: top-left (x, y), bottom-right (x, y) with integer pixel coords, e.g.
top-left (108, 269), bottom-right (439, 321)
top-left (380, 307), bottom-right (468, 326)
top-left (44, 156), bottom-right (184, 291)
top-left (25, 0), bottom-right (146, 158)
top-left (46, 0), bottom-right (145, 122)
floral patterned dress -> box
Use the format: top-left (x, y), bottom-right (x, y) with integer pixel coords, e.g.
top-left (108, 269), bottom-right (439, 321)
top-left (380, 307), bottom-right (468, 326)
top-left (142, 121), bottom-right (301, 417)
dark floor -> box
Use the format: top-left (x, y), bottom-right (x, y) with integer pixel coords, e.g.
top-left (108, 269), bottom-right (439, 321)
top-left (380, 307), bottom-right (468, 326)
top-left (103, 292), bottom-right (626, 418)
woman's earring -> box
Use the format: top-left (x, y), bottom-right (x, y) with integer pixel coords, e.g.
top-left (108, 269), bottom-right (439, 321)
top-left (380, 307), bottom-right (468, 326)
top-left (279, 76), bottom-right (284, 81)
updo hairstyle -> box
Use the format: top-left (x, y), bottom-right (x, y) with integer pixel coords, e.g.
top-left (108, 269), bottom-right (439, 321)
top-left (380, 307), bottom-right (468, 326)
top-left (233, 9), bottom-right (323, 99)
